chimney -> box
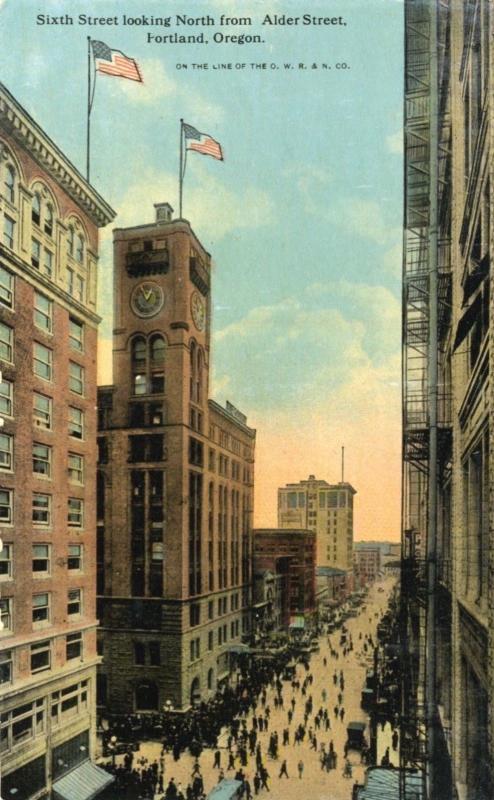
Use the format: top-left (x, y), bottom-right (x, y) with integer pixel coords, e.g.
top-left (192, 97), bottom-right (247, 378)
top-left (154, 202), bottom-right (174, 223)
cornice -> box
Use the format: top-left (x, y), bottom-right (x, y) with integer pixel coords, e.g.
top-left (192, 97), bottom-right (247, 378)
top-left (0, 82), bottom-right (115, 229)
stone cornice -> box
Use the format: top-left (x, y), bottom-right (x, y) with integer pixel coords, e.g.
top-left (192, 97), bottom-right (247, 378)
top-left (0, 82), bottom-right (116, 229)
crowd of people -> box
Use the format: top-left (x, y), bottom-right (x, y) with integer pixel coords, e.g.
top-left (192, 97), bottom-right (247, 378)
top-left (97, 587), bottom-right (397, 800)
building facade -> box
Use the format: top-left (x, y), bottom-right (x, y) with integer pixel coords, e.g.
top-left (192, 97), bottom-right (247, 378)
top-left (353, 547), bottom-right (381, 588)
top-left (96, 204), bottom-right (255, 713)
top-left (252, 528), bottom-right (316, 629)
top-left (402, 2), bottom-right (493, 799)
top-left (277, 475), bottom-right (356, 573)
top-left (0, 84), bottom-right (115, 799)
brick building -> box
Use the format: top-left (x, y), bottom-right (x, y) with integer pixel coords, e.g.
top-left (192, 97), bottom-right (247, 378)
top-left (252, 529), bottom-right (316, 630)
top-left (353, 547), bottom-right (381, 588)
top-left (96, 204), bottom-right (255, 713)
top-left (0, 84), bottom-right (115, 799)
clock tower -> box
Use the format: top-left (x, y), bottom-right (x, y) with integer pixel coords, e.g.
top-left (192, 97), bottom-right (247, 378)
top-left (97, 203), bottom-right (256, 713)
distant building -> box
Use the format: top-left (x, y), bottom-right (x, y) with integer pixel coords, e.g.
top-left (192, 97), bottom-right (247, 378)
top-left (96, 204), bottom-right (256, 712)
top-left (316, 566), bottom-right (347, 605)
top-left (354, 547), bottom-right (381, 587)
top-left (253, 528), bottom-right (316, 630)
top-left (277, 475), bottom-right (356, 574)
top-left (0, 83), bottom-right (115, 798)
top-left (252, 569), bottom-right (283, 638)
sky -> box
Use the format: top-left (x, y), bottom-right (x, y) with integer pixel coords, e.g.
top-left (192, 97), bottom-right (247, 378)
top-left (1, 0), bottom-right (404, 539)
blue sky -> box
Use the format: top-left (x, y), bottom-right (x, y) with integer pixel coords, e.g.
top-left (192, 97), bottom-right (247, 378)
top-left (1, 0), bottom-right (404, 537)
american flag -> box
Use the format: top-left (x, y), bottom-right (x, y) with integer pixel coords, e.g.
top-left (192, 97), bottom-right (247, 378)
top-left (183, 123), bottom-right (224, 161)
top-left (91, 40), bottom-right (143, 83)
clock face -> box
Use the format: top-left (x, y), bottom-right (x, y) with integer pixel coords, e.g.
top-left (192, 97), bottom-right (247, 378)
top-left (131, 282), bottom-right (165, 318)
top-left (191, 292), bottom-right (206, 331)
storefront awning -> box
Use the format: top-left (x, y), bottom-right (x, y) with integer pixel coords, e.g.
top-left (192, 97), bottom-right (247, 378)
top-left (52, 761), bottom-right (114, 800)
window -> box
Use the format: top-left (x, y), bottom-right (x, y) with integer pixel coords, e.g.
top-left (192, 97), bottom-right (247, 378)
top-left (134, 374), bottom-right (147, 395)
top-left (190, 603), bottom-right (201, 627)
top-left (0, 322), bottom-right (13, 362)
top-left (69, 317), bottom-right (84, 351)
top-left (190, 638), bottom-right (200, 662)
top-left (67, 589), bottom-right (82, 617)
top-left (68, 497), bottom-right (83, 528)
top-left (32, 545), bottom-right (50, 576)
top-left (32, 592), bottom-right (50, 624)
top-left (51, 681), bottom-right (88, 726)
top-left (67, 267), bottom-right (74, 296)
top-left (0, 380), bottom-right (12, 418)
top-left (69, 362), bottom-right (84, 395)
top-left (0, 433), bottom-right (13, 470)
top-left (4, 165), bottom-right (15, 203)
top-left (34, 292), bottom-right (52, 333)
top-left (0, 543), bottom-right (12, 580)
top-left (68, 453), bottom-right (84, 484)
top-left (68, 406), bottom-right (84, 439)
top-left (33, 393), bottom-right (51, 430)
top-left (33, 343), bottom-right (52, 381)
top-left (0, 650), bottom-right (12, 685)
top-left (31, 238), bottom-right (41, 269)
top-left (0, 597), bottom-right (12, 632)
top-left (33, 443), bottom-right (51, 478)
top-left (43, 248), bottom-right (53, 278)
top-left (68, 226), bottom-right (74, 257)
top-left (76, 275), bottom-right (84, 303)
top-left (3, 215), bottom-right (15, 248)
top-left (68, 544), bottom-right (83, 571)
top-left (32, 193), bottom-right (41, 226)
top-left (208, 600), bottom-right (214, 619)
top-left (150, 372), bottom-right (165, 394)
top-left (30, 640), bottom-right (50, 673)
top-left (150, 335), bottom-right (165, 362)
top-left (0, 489), bottom-right (13, 523)
top-left (66, 632), bottom-right (83, 661)
top-left (76, 234), bottom-right (84, 263)
top-left (0, 265), bottom-right (14, 308)
top-left (134, 642), bottom-right (145, 665)
top-left (33, 493), bottom-right (51, 526)
top-left (44, 205), bottom-right (53, 237)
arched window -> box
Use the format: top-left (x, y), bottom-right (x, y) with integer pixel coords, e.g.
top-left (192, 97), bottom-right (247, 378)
top-left (32, 193), bottom-right (41, 226)
top-left (76, 234), bottom-right (84, 264)
top-left (68, 226), bottom-right (74, 257)
top-left (132, 337), bottom-right (146, 364)
top-left (4, 165), bottom-right (15, 204)
top-left (44, 204), bottom-right (53, 237)
top-left (150, 334), bottom-right (165, 362)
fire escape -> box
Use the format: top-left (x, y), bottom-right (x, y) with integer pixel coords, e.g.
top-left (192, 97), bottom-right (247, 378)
top-left (400, 1), bottom-right (452, 798)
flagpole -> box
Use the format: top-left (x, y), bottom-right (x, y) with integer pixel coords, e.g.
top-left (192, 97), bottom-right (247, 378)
top-left (86, 37), bottom-right (91, 182)
top-left (179, 118), bottom-right (184, 218)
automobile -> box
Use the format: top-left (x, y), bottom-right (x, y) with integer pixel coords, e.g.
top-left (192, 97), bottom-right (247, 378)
top-left (345, 721), bottom-right (367, 752)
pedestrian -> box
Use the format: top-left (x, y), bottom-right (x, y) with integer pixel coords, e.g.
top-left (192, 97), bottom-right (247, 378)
top-left (227, 752), bottom-right (235, 771)
top-left (287, 709), bottom-right (293, 725)
top-left (279, 760), bottom-right (289, 779)
top-left (297, 760), bottom-right (304, 779)
top-left (392, 729), bottom-right (399, 751)
top-left (244, 779), bottom-right (253, 800)
top-left (343, 760), bottom-right (352, 779)
top-left (253, 774), bottom-right (261, 795)
top-left (322, 689), bottom-right (327, 703)
top-left (213, 750), bottom-right (221, 769)
top-left (283, 728), bottom-right (289, 746)
top-left (340, 707), bottom-right (345, 721)
top-left (260, 766), bottom-right (270, 791)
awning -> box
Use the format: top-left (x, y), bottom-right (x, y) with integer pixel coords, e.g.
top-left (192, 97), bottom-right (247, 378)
top-left (52, 761), bottom-right (114, 800)
top-left (453, 292), bottom-right (481, 350)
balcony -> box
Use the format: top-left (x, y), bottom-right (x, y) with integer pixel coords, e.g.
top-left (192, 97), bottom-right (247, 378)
top-left (126, 247), bottom-right (169, 277)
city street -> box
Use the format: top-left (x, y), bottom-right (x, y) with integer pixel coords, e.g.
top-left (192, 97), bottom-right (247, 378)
top-left (100, 576), bottom-right (397, 800)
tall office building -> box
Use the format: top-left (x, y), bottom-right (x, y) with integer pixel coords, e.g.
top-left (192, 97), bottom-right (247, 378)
top-left (277, 475), bottom-right (356, 571)
top-left (401, 2), bottom-right (493, 798)
top-left (96, 204), bottom-right (255, 713)
top-left (0, 84), bottom-right (115, 799)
